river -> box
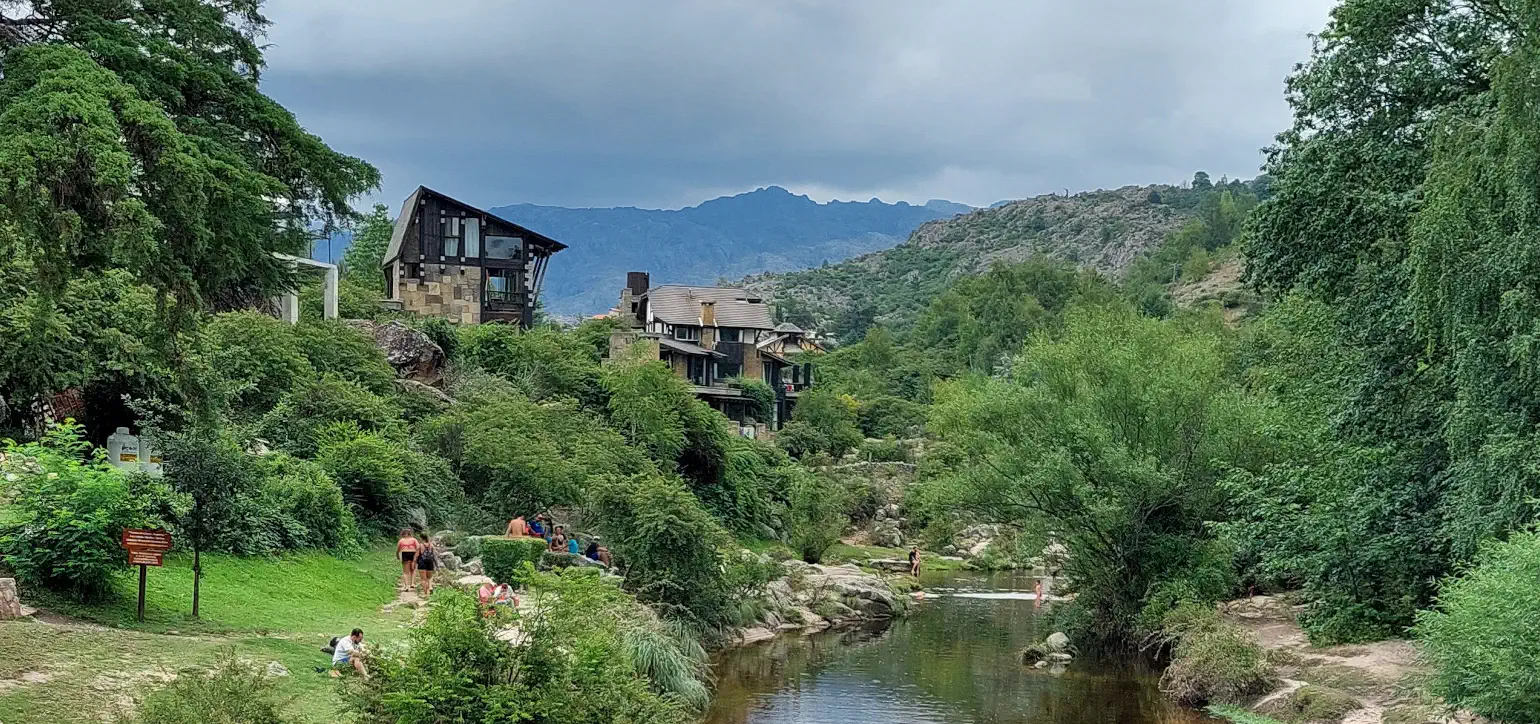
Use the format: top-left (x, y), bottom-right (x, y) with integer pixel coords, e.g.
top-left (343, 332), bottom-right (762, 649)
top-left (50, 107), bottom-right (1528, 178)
top-left (703, 570), bottom-right (1215, 724)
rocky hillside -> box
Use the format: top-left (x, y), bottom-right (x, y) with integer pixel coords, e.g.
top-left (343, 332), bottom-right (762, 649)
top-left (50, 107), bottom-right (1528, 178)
top-left (743, 184), bottom-right (1200, 333)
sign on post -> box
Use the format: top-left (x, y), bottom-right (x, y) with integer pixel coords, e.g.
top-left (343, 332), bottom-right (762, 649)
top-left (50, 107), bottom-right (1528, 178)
top-left (121, 528), bottom-right (173, 622)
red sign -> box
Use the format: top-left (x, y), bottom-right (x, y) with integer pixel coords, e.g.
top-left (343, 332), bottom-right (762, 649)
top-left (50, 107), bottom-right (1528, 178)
top-left (128, 550), bottom-right (164, 567)
top-left (121, 528), bottom-right (173, 553)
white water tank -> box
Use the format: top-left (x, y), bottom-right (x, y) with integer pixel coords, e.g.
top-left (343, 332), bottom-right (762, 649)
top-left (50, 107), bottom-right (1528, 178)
top-left (139, 434), bottom-right (163, 477)
top-left (105, 427), bottom-right (141, 473)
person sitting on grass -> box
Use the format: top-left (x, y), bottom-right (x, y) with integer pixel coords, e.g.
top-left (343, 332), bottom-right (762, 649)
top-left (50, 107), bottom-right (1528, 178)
top-left (331, 628), bottom-right (368, 679)
top-left (396, 528), bottom-right (419, 590)
top-left (567, 534), bottom-right (581, 555)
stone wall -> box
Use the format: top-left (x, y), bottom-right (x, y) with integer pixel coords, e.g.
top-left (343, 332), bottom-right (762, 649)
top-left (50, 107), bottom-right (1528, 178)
top-left (397, 265), bottom-right (482, 325)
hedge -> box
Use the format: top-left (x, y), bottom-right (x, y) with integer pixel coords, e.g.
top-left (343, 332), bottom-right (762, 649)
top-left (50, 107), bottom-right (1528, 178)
top-left (482, 537), bottom-right (547, 584)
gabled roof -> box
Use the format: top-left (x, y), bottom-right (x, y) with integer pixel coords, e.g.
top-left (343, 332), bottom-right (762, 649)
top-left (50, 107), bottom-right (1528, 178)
top-left (657, 337), bottom-right (723, 358)
top-left (773, 322), bottom-right (805, 334)
top-left (382, 186), bottom-right (568, 267)
top-left (644, 285), bottom-right (775, 329)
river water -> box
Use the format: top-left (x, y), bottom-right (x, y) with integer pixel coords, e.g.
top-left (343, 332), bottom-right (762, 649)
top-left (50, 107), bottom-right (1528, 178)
top-left (703, 570), bottom-right (1214, 724)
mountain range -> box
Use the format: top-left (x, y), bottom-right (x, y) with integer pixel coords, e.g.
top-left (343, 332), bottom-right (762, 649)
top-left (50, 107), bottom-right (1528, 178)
top-left (488, 187), bottom-right (971, 316)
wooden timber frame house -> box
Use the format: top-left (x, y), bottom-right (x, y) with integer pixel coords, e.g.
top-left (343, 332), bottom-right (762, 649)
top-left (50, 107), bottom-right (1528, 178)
top-left (381, 186), bottom-right (566, 326)
top-left (610, 272), bottom-right (816, 434)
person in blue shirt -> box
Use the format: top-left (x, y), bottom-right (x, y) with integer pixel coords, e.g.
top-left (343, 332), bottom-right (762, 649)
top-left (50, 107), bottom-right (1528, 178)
top-left (567, 536), bottom-right (581, 555)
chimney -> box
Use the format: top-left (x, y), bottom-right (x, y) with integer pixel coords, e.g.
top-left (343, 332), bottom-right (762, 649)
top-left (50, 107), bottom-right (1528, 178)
top-left (626, 271), bottom-right (650, 297)
top-left (701, 301), bottom-right (716, 327)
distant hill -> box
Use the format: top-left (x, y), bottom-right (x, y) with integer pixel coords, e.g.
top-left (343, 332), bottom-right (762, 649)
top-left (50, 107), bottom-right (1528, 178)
top-left (742, 184), bottom-right (1207, 335)
top-left (487, 187), bottom-right (971, 316)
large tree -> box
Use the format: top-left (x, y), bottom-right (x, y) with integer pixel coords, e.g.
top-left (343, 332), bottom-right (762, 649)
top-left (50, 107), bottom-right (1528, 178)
top-left (0, 0), bottom-right (378, 415)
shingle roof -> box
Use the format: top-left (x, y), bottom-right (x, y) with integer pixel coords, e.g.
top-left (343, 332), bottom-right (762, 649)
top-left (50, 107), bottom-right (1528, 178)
top-left (657, 337), bottom-right (723, 358)
top-left (773, 322), bottom-right (804, 334)
top-left (382, 186), bottom-right (568, 267)
top-left (645, 285), bottom-right (775, 330)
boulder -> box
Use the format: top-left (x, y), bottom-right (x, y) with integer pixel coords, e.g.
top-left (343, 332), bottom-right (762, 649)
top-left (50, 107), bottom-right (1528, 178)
top-left (346, 320), bottom-right (445, 384)
top-left (1045, 632), bottom-right (1071, 652)
top-left (456, 574), bottom-right (494, 589)
top-left (869, 558), bottom-right (911, 573)
top-left (463, 558), bottom-right (484, 576)
top-left (266, 661), bottom-right (290, 677)
top-left (0, 578), bottom-right (21, 619)
top-left (437, 551), bottom-right (462, 571)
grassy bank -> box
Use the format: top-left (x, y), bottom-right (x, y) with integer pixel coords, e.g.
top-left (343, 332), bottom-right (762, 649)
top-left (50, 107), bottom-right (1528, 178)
top-left (3, 544), bottom-right (413, 723)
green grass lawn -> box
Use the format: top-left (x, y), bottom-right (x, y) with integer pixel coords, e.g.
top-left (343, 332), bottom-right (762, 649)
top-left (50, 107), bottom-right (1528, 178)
top-left (31, 544), bottom-right (407, 635)
top-left (3, 543), bottom-right (415, 723)
top-left (822, 542), bottom-right (967, 571)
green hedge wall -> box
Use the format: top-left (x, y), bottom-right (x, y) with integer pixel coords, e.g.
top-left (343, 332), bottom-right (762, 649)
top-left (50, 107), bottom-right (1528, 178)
top-left (482, 536), bottom-right (547, 584)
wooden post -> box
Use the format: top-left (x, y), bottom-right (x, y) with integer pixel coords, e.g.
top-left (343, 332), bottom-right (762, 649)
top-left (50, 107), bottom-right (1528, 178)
top-left (192, 545), bottom-right (201, 620)
top-left (137, 564), bottom-right (147, 623)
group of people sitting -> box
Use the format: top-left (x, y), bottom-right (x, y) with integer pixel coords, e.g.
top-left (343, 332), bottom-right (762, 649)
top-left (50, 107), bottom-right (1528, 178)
top-left (506, 513), bottom-right (611, 565)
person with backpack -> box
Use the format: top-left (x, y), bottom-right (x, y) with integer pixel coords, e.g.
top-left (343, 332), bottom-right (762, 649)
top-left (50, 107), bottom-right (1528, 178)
top-left (416, 532), bottom-right (438, 597)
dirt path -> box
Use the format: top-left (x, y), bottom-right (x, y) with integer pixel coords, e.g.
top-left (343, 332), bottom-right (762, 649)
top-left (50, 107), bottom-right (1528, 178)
top-left (1219, 596), bottom-right (1471, 724)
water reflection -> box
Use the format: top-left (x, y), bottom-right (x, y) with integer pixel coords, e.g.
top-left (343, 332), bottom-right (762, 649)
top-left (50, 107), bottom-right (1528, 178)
top-left (704, 571), bottom-right (1214, 724)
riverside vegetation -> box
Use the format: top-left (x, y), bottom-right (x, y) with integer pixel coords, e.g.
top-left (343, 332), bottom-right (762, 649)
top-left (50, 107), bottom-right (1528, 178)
top-left (4, 1), bottom-right (1540, 723)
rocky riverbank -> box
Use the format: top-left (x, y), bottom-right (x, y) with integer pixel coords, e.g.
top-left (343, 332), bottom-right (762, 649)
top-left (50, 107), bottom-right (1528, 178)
top-left (723, 560), bottom-right (912, 647)
top-left (1216, 595), bottom-right (1472, 724)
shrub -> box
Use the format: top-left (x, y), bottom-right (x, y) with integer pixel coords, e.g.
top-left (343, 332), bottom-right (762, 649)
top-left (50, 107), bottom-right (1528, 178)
top-left (201, 311), bottom-right (311, 416)
top-left (1158, 603), bottom-right (1275, 706)
top-left (292, 320), bottom-right (397, 395)
top-left (256, 454), bottom-right (358, 552)
top-left (778, 388), bottom-right (862, 459)
top-left (316, 432), bottom-right (408, 531)
top-left (730, 377), bottom-right (776, 423)
top-left (481, 536), bottom-right (547, 585)
top-left (0, 422), bottom-right (160, 601)
top-left (409, 316), bottom-right (459, 361)
top-left (351, 580), bottom-right (695, 723)
top-left (589, 474), bottom-right (732, 626)
top-left (1414, 532), bottom-right (1540, 723)
top-left (395, 448), bottom-right (465, 529)
top-left (786, 470), bottom-right (847, 563)
top-left (259, 377), bottom-right (402, 457)
top-left (458, 323), bottom-right (605, 406)
top-left (1253, 685), bottom-right (1361, 723)
top-left (129, 651), bottom-right (289, 724)
top-left (857, 435), bottom-right (912, 463)
top-left (857, 395), bottom-right (927, 438)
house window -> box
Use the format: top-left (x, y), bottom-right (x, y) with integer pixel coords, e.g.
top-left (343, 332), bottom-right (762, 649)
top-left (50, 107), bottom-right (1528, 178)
top-left (441, 214), bottom-right (463, 257)
top-left (486, 268), bottom-right (519, 304)
top-left (464, 218), bottom-right (481, 258)
top-left (674, 326), bottom-right (701, 342)
top-left (406, 262), bottom-right (421, 280)
top-left (686, 356), bottom-right (708, 385)
top-left (718, 328), bottom-right (741, 343)
top-left (486, 235), bottom-right (522, 260)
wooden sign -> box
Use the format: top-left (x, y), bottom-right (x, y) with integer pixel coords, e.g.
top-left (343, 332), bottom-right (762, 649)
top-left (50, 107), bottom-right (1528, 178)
top-left (121, 529), bottom-right (173, 553)
top-left (128, 550), bottom-right (164, 567)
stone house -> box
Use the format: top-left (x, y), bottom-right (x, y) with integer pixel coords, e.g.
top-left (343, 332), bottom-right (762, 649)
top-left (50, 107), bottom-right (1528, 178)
top-left (611, 272), bottom-right (814, 431)
top-left (380, 186), bottom-right (566, 326)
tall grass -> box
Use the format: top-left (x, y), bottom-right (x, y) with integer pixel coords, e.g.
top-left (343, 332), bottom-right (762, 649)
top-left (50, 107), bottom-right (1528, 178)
top-left (622, 614), bottom-right (710, 709)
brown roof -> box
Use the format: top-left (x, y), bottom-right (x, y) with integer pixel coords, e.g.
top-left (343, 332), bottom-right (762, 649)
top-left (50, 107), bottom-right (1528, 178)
top-left (382, 186), bottom-right (568, 266)
top-left (645, 285), bottom-right (775, 330)
top-left (657, 336), bottom-right (723, 358)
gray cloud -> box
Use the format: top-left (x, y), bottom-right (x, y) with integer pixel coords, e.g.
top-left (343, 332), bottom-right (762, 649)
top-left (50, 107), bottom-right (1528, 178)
top-left (258, 0), bottom-right (1334, 210)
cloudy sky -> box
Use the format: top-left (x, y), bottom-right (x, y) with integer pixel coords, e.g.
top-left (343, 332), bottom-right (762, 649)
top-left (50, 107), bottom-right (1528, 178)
top-left (259, 1), bottom-right (1336, 211)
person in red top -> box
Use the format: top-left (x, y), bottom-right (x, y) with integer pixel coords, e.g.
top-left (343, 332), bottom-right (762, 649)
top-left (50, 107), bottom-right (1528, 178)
top-left (396, 529), bottom-right (419, 590)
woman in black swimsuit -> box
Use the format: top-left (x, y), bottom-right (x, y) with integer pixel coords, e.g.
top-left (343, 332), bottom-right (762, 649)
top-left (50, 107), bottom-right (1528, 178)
top-left (416, 533), bottom-right (438, 597)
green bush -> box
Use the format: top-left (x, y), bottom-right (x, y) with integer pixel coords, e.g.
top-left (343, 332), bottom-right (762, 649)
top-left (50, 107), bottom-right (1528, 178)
top-left (730, 376), bottom-right (776, 423)
top-left (1158, 603), bottom-right (1275, 706)
top-left (857, 435), bottom-right (912, 463)
top-left (589, 473), bottom-right (732, 626)
top-left (778, 388), bottom-right (862, 460)
top-left (130, 651), bottom-right (288, 724)
top-left (1414, 532), bottom-right (1540, 723)
top-left (259, 377), bottom-right (402, 457)
top-left (857, 395), bottom-right (927, 438)
top-left (481, 536), bottom-right (547, 585)
top-left (316, 431), bottom-right (408, 531)
top-left (786, 470), bottom-right (847, 563)
top-left (1253, 685), bottom-right (1361, 724)
top-left (292, 320), bottom-right (397, 394)
top-left (351, 579), bottom-right (695, 723)
top-left (256, 454), bottom-right (358, 552)
top-left (201, 311), bottom-right (311, 417)
top-left (409, 316), bottom-right (459, 361)
top-left (458, 323), bottom-right (605, 406)
top-left (0, 423), bottom-right (164, 601)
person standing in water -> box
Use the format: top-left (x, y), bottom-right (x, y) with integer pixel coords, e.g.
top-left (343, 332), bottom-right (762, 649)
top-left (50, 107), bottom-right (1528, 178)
top-left (908, 546), bottom-right (922, 577)
top-left (396, 529), bottom-right (419, 590)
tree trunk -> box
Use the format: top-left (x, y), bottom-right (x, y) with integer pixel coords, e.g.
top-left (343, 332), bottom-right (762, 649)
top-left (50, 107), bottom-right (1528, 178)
top-left (192, 542), bottom-right (201, 619)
